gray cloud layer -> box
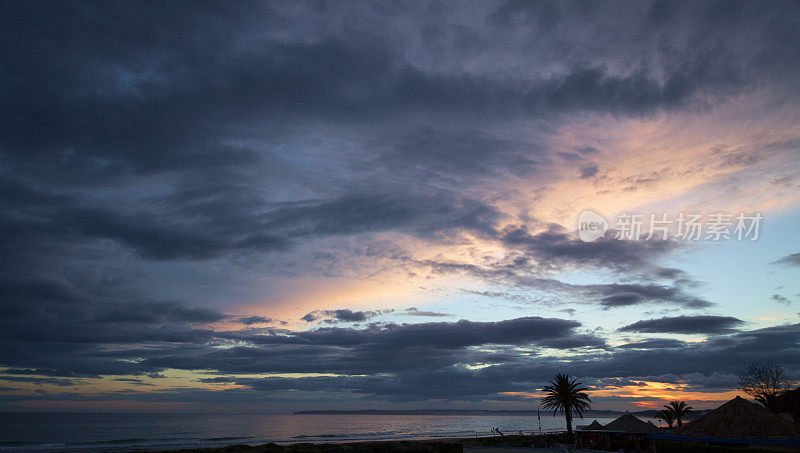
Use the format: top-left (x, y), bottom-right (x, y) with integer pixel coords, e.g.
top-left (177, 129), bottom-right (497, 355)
top-left (619, 316), bottom-right (745, 334)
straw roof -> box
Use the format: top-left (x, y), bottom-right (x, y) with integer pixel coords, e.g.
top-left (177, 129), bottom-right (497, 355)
top-left (675, 396), bottom-right (799, 439)
top-left (581, 420), bottom-right (604, 430)
top-left (602, 412), bottom-right (660, 433)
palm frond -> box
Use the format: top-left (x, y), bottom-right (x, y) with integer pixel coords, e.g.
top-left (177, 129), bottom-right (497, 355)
top-left (539, 373), bottom-right (592, 418)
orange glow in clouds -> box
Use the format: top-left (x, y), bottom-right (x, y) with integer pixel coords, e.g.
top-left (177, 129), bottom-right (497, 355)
top-left (499, 380), bottom-right (741, 410)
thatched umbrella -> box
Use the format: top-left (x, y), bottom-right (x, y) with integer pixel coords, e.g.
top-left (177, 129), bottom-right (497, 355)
top-left (675, 396), bottom-right (799, 439)
top-left (581, 420), bottom-right (604, 430)
top-left (602, 412), bottom-right (660, 433)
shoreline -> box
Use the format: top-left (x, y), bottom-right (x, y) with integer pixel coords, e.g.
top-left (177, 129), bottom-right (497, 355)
top-left (163, 435), bottom-right (534, 452)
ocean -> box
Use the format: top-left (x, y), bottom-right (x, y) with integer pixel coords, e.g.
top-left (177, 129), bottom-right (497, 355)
top-left (0, 412), bottom-right (655, 452)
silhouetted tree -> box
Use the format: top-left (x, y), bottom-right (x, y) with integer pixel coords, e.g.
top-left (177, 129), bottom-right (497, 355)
top-left (776, 387), bottom-right (800, 422)
top-left (664, 401), bottom-right (692, 427)
top-left (541, 373), bottom-right (591, 440)
top-left (657, 409), bottom-right (675, 428)
top-left (738, 361), bottom-right (794, 412)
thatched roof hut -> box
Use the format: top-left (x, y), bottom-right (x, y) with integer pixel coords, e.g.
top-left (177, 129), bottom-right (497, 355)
top-left (581, 420), bottom-right (604, 430)
top-left (675, 396), bottom-right (799, 439)
top-left (602, 412), bottom-right (660, 433)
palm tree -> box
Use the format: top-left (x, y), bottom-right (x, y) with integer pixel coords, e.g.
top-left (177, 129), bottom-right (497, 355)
top-left (656, 409), bottom-right (675, 428)
top-left (540, 373), bottom-right (592, 440)
top-left (664, 400), bottom-right (693, 427)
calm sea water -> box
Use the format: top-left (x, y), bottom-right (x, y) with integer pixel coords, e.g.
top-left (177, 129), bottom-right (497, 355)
top-left (0, 413), bottom-right (656, 452)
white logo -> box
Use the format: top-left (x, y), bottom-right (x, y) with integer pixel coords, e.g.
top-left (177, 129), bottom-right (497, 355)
top-left (578, 210), bottom-right (608, 242)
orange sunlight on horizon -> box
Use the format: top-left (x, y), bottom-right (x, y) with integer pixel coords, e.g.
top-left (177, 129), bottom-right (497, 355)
top-left (499, 379), bottom-right (742, 410)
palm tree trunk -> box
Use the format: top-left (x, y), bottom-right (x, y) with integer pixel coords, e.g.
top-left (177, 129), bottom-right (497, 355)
top-left (565, 408), bottom-right (573, 438)
top-left (677, 417), bottom-right (682, 427)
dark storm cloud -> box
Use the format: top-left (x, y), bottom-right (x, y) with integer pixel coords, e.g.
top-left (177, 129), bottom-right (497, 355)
top-left (137, 316), bottom-right (608, 381)
top-left (0, 0), bottom-right (795, 269)
top-left (602, 292), bottom-right (644, 307)
top-left (198, 377), bottom-right (236, 384)
top-left (112, 378), bottom-right (153, 386)
top-left (301, 309), bottom-right (393, 323)
top-left (0, 313), bottom-right (604, 380)
top-left (579, 164), bottom-right (599, 179)
top-left (236, 316), bottom-right (273, 325)
top-left (617, 338), bottom-right (687, 349)
top-left (0, 376), bottom-right (76, 387)
top-left (771, 294), bottom-right (791, 306)
top-left (0, 315), bottom-right (797, 402)
top-left (263, 194), bottom-right (502, 240)
top-left (3, 0), bottom-right (794, 183)
top-left (498, 225), bottom-right (680, 272)
top-left (57, 206), bottom-right (288, 261)
top-left (0, 277), bottom-right (225, 325)
top-left (585, 324), bottom-right (800, 379)
top-left (228, 317), bottom-right (599, 350)
top-left (619, 315), bottom-right (744, 334)
top-left (590, 377), bottom-right (648, 387)
top-left (416, 249), bottom-right (711, 312)
top-left (2, 179), bottom-right (502, 261)
top-left (404, 307), bottom-right (450, 317)
top-left (0, 276), bottom-right (223, 376)
top-left (655, 267), bottom-right (692, 281)
top-left (172, 322), bottom-right (798, 401)
top-left (379, 128), bottom-right (542, 180)
top-left (772, 252), bottom-right (800, 267)
top-left (0, 4), bottom-right (747, 188)
top-left (590, 283), bottom-right (712, 309)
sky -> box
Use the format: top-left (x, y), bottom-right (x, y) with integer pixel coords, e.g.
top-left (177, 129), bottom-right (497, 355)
top-left (0, 0), bottom-right (799, 413)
